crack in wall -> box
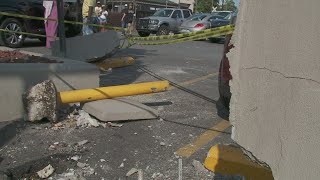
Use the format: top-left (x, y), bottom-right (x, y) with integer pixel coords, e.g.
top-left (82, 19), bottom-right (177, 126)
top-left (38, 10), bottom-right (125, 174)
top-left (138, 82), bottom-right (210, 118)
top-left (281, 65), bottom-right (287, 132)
top-left (241, 67), bottom-right (320, 85)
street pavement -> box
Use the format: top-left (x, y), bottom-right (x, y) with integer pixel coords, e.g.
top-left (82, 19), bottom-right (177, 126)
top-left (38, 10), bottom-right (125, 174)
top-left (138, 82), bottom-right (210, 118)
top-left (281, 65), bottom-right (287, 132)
top-left (0, 39), bottom-right (235, 179)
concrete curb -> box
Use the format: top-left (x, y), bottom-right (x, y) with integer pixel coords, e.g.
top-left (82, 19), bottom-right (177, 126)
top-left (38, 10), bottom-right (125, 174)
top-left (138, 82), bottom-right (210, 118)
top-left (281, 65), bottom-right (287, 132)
top-left (204, 144), bottom-right (274, 180)
top-left (0, 46), bottom-right (100, 122)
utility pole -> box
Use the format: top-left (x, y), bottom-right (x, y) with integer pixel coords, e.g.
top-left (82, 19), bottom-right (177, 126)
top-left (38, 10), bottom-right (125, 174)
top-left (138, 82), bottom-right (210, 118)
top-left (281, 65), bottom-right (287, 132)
top-left (56, 0), bottom-right (66, 57)
top-left (166, 0), bottom-right (168, 8)
top-left (178, 0), bottom-right (180, 8)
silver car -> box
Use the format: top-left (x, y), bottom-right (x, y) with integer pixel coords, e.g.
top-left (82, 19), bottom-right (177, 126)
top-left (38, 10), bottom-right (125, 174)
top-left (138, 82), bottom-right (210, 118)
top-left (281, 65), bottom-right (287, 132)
top-left (179, 14), bottom-right (224, 33)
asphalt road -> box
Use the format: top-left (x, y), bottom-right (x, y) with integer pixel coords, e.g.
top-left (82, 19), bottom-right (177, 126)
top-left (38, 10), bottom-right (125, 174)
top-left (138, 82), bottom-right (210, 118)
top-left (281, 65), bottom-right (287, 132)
top-left (0, 39), bottom-right (235, 179)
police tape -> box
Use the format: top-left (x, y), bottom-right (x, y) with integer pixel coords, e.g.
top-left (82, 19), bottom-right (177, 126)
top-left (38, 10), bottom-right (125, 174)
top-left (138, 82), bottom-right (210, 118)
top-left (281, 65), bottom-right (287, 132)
top-left (132, 28), bottom-right (233, 45)
top-left (0, 11), bottom-right (123, 31)
top-left (130, 25), bottom-right (234, 41)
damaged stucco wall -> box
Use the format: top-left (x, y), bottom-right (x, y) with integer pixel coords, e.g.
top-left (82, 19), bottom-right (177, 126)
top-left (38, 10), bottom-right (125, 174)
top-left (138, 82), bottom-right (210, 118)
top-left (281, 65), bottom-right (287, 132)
top-left (228, 0), bottom-right (320, 179)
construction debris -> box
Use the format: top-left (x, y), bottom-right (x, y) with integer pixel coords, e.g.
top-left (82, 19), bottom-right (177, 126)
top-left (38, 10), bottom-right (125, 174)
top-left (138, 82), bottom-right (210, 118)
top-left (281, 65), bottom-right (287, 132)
top-left (37, 164), bottom-right (55, 179)
top-left (76, 110), bottom-right (100, 127)
top-left (77, 140), bottom-right (89, 146)
top-left (107, 122), bottom-right (123, 127)
top-left (119, 163), bottom-right (124, 168)
top-left (126, 168), bottom-right (138, 177)
top-left (138, 169), bottom-right (143, 180)
top-left (77, 162), bottom-right (89, 168)
top-left (71, 155), bottom-right (80, 161)
top-left (23, 80), bottom-right (57, 122)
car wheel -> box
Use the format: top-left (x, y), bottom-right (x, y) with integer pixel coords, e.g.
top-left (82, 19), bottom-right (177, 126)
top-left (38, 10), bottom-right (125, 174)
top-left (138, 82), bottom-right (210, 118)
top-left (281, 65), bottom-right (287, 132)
top-left (138, 31), bottom-right (150, 37)
top-left (0, 18), bottom-right (26, 48)
top-left (156, 25), bottom-right (169, 36)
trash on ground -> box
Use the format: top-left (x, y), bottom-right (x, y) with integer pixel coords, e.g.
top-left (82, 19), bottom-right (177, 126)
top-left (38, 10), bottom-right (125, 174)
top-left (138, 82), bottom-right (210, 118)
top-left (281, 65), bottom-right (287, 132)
top-left (160, 142), bottom-right (166, 146)
top-left (100, 159), bottom-right (106, 162)
top-left (37, 164), bottom-right (55, 179)
top-left (126, 168), bottom-right (138, 177)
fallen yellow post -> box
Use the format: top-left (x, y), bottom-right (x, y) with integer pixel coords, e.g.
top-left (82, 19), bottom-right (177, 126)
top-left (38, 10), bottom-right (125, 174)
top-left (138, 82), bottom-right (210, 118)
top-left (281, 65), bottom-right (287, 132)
top-left (204, 144), bottom-right (274, 180)
top-left (59, 80), bottom-right (169, 104)
top-left (95, 56), bottom-right (135, 70)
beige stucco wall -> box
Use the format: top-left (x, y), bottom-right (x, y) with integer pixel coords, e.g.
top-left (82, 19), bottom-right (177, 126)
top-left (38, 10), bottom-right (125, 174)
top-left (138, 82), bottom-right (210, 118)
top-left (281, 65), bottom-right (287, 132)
top-left (228, 0), bottom-right (320, 179)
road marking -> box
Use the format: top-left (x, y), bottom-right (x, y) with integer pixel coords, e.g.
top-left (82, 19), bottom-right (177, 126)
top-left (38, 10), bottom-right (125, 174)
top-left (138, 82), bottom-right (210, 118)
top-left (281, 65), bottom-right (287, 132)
top-left (175, 120), bottom-right (231, 158)
top-left (168, 72), bottom-right (219, 90)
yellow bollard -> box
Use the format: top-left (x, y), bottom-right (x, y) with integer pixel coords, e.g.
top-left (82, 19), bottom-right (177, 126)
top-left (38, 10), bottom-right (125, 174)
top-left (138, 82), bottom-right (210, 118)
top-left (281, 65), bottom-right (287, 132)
top-left (95, 56), bottom-right (135, 70)
top-left (58, 80), bottom-right (169, 104)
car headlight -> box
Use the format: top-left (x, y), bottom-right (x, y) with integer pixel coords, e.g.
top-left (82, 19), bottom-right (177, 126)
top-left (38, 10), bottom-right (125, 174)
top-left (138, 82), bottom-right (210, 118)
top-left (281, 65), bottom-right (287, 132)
top-left (149, 19), bottom-right (159, 24)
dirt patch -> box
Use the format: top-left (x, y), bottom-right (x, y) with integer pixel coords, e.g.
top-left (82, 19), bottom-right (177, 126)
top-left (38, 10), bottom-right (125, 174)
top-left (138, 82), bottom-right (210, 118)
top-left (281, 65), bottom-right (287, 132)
top-left (0, 50), bottom-right (62, 63)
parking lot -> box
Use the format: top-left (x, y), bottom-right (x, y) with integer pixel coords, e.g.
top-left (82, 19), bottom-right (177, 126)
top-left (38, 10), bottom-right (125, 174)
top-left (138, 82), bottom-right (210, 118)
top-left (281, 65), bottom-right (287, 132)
top-left (0, 39), bottom-right (235, 179)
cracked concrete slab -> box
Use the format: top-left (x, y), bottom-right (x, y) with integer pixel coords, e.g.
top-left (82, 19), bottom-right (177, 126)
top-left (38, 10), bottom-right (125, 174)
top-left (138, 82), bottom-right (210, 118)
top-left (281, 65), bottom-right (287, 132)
top-left (82, 98), bottom-right (159, 122)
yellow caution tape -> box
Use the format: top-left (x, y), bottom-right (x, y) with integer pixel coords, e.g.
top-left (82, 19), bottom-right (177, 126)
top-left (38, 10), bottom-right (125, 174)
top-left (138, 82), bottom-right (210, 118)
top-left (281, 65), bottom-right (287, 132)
top-left (135, 28), bottom-right (234, 45)
top-left (0, 11), bottom-right (122, 31)
top-left (131, 25), bottom-right (234, 41)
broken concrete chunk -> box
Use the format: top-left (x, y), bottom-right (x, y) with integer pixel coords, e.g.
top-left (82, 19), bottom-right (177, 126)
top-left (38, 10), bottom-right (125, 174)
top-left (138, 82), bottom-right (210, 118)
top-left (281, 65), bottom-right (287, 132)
top-left (76, 110), bottom-right (100, 127)
top-left (119, 162), bottom-right (124, 168)
top-left (77, 162), bottom-right (88, 168)
top-left (82, 98), bottom-right (159, 122)
top-left (126, 168), bottom-right (138, 177)
top-left (23, 80), bottom-right (58, 122)
top-left (77, 140), bottom-right (89, 146)
top-left (37, 164), bottom-right (55, 179)
top-left (107, 122), bottom-right (123, 127)
top-left (71, 155), bottom-right (80, 161)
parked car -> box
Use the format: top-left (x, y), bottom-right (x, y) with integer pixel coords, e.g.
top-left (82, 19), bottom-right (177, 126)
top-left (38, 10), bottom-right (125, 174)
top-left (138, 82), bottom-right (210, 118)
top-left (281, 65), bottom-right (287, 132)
top-left (212, 11), bottom-right (232, 18)
top-left (179, 13), bottom-right (224, 33)
top-left (0, 0), bottom-right (81, 48)
top-left (136, 8), bottom-right (192, 37)
top-left (218, 14), bottom-right (237, 109)
top-left (209, 12), bottom-right (236, 43)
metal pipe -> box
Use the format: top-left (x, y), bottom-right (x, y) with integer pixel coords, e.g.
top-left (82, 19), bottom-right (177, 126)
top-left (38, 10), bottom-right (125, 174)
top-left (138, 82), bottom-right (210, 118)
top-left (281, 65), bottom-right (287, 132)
top-left (59, 81), bottom-right (170, 104)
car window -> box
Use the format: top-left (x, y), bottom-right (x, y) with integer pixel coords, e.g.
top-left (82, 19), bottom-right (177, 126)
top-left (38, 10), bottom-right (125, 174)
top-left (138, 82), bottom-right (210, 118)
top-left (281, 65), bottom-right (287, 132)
top-left (188, 14), bottom-right (207, 21)
top-left (208, 15), bottom-right (224, 21)
top-left (153, 9), bottom-right (173, 17)
top-left (172, 10), bottom-right (182, 18)
top-left (183, 10), bottom-right (191, 18)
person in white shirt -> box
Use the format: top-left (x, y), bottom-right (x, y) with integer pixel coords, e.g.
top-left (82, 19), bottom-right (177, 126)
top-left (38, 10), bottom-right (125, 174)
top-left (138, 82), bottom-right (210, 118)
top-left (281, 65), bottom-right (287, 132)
top-left (98, 5), bottom-right (108, 32)
top-left (95, 1), bottom-right (103, 16)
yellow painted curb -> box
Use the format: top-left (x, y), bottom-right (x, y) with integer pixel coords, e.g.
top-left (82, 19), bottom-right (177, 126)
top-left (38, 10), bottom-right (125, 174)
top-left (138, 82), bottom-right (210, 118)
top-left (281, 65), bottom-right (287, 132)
top-left (204, 145), bottom-right (274, 180)
top-left (95, 57), bottom-right (135, 70)
top-left (58, 80), bottom-right (169, 104)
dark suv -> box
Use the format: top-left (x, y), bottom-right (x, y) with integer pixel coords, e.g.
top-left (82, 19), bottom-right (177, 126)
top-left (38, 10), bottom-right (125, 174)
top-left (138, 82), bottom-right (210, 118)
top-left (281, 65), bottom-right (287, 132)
top-left (0, 0), bottom-right (81, 48)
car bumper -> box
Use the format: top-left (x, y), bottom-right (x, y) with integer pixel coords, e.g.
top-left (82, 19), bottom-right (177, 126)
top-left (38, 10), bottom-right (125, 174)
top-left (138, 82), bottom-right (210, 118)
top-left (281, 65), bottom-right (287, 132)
top-left (179, 27), bottom-right (206, 33)
top-left (136, 24), bottom-right (159, 32)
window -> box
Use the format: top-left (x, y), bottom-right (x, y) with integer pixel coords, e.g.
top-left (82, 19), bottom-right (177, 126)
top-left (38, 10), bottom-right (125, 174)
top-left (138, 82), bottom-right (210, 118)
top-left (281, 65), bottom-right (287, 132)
top-left (208, 15), bottom-right (224, 21)
top-left (153, 9), bottom-right (173, 17)
top-left (172, 10), bottom-right (182, 18)
top-left (183, 10), bottom-right (191, 18)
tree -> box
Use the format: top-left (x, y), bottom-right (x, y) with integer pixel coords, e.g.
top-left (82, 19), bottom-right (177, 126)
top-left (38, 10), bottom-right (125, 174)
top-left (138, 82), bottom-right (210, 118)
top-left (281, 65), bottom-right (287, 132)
top-left (222, 0), bottom-right (237, 12)
top-left (195, 0), bottom-right (219, 13)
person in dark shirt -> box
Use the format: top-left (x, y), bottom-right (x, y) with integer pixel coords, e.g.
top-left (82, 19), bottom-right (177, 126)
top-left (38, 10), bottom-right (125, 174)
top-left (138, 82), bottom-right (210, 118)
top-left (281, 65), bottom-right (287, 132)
top-left (121, 3), bottom-right (134, 35)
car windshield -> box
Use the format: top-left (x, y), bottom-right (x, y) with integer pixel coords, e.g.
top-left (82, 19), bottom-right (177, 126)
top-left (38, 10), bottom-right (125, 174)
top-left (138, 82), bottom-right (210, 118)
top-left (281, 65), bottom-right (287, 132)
top-left (187, 14), bottom-right (207, 21)
top-left (152, 9), bottom-right (173, 17)
top-left (213, 12), bottom-right (231, 18)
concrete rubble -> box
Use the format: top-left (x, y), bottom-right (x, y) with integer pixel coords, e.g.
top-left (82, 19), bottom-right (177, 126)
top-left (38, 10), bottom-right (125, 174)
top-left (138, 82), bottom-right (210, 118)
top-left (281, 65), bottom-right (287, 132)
top-left (37, 164), bottom-right (55, 179)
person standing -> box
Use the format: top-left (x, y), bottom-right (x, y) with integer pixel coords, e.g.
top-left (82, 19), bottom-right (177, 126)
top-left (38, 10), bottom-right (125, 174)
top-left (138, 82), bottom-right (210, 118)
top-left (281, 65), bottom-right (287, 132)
top-left (98, 5), bottom-right (108, 32)
top-left (82, 0), bottom-right (96, 35)
top-left (121, 3), bottom-right (134, 35)
top-left (43, 0), bottom-right (58, 48)
top-left (95, 1), bottom-right (103, 16)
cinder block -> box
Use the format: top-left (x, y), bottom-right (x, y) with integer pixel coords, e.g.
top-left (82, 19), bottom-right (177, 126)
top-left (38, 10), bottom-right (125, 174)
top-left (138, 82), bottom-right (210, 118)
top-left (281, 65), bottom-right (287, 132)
top-left (83, 98), bottom-right (159, 122)
top-left (0, 47), bottom-right (99, 122)
top-left (51, 31), bottom-right (120, 62)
